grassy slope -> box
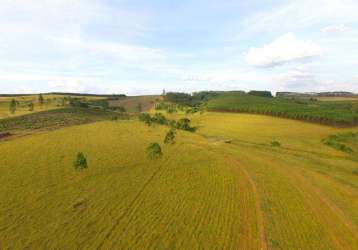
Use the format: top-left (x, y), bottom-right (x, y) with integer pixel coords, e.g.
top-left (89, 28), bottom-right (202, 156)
top-left (0, 120), bottom-right (259, 249)
top-left (207, 93), bottom-right (358, 125)
top-left (0, 95), bottom-right (59, 119)
top-left (0, 107), bottom-right (120, 133)
top-left (318, 96), bottom-right (358, 102)
top-left (191, 112), bottom-right (358, 249)
top-left (108, 95), bottom-right (160, 112)
top-left (0, 94), bottom-right (105, 119)
top-left (0, 111), bottom-right (357, 249)
top-left (323, 132), bottom-right (358, 157)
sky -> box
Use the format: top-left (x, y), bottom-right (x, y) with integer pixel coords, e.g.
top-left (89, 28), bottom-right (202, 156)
top-left (0, 0), bottom-right (358, 95)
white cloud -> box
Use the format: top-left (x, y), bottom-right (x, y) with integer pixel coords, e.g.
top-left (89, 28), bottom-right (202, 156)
top-left (273, 67), bottom-right (318, 91)
top-left (246, 33), bottom-right (322, 67)
top-left (180, 68), bottom-right (269, 92)
top-left (47, 81), bottom-right (102, 93)
top-left (321, 24), bottom-right (351, 34)
top-left (0, 71), bottom-right (104, 93)
top-left (0, 71), bottom-right (92, 82)
top-left (182, 69), bottom-right (263, 83)
top-left (0, 0), bottom-right (150, 37)
top-left (242, 0), bottom-right (358, 37)
top-left (272, 66), bottom-right (358, 92)
top-left (50, 35), bottom-right (166, 62)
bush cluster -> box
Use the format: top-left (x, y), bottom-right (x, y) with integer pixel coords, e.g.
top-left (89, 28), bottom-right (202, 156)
top-left (322, 132), bottom-right (355, 154)
top-left (138, 113), bottom-right (196, 132)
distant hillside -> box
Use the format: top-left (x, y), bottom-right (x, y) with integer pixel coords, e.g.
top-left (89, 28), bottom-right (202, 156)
top-left (276, 91), bottom-right (356, 98)
top-left (108, 95), bottom-right (161, 112)
top-left (207, 92), bottom-right (358, 126)
top-left (0, 93), bottom-right (126, 98)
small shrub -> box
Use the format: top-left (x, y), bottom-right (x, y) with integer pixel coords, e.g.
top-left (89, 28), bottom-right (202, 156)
top-left (176, 118), bottom-right (196, 132)
top-left (138, 113), bottom-right (152, 126)
top-left (152, 113), bottom-right (167, 125)
top-left (164, 129), bottom-right (176, 144)
top-left (38, 94), bottom-right (44, 105)
top-left (73, 152), bottom-right (88, 170)
top-left (271, 141), bottom-right (281, 147)
top-left (338, 144), bottom-right (353, 154)
top-left (323, 134), bottom-right (355, 154)
top-left (9, 99), bottom-right (17, 114)
top-left (28, 102), bottom-right (34, 111)
top-left (167, 107), bottom-right (177, 114)
top-left (169, 120), bottom-right (177, 129)
top-left (147, 143), bottom-right (163, 160)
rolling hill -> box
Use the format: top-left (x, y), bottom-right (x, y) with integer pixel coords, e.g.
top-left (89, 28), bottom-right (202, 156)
top-left (0, 104), bottom-right (357, 249)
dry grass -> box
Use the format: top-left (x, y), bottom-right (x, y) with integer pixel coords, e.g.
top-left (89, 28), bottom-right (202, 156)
top-left (108, 95), bottom-right (160, 112)
top-left (0, 120), bottom-right (259, 249)
top-left (0, 111), bottom-right (357, 249)
top-left (192, 112), bottom-right (358, 249)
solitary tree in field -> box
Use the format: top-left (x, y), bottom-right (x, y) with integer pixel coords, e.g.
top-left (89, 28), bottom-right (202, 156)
top-left (28, 101), bottom-right (34, 111)
top-left (271, 141), bottom-right (281, 147)
top-left (176, 118), bottom-right (192, 131)
top-left (9, 99), bottom-right (17, 114)
top-left (164, 129), bottom-right (176, 144)
top-left (73, 152), bottom-right (88, 170)
top-left (38, 94), bottom-right (44, 106)
top-left (147, 143), bottom-right (163, 160)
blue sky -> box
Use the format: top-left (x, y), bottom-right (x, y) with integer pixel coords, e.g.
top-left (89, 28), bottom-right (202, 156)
top-left (0, 0), bottom-right (357, 95)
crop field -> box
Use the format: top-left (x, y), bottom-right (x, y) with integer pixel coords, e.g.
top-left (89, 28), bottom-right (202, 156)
top-left (0, 108), bottom-right (123, 134)
top-left (0, 108), bottom-right (357, 249)
top-left (0, 120), bottom-right (260, 249)
top-left (207, 92), bottom-right (358, 126)
top-left (191, 112), bottom-right (358, 249)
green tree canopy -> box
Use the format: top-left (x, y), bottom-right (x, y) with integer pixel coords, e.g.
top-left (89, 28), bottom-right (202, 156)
top-left (73, 152), bottom-right (88, 170)
top-left (147, 143), bottom-right (163, 160)
top-left (164, 129), bottom-right (176, 144)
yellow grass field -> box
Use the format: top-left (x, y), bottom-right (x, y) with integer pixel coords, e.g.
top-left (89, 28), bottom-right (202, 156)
top-left (192, 113), bottom-right (358, 249)
top-left (0, 95), bottom-right (57, 119)
top-left (0, 95), bottom-right (105, 119)
top-left (0, 112), bottom-right (357, 249)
